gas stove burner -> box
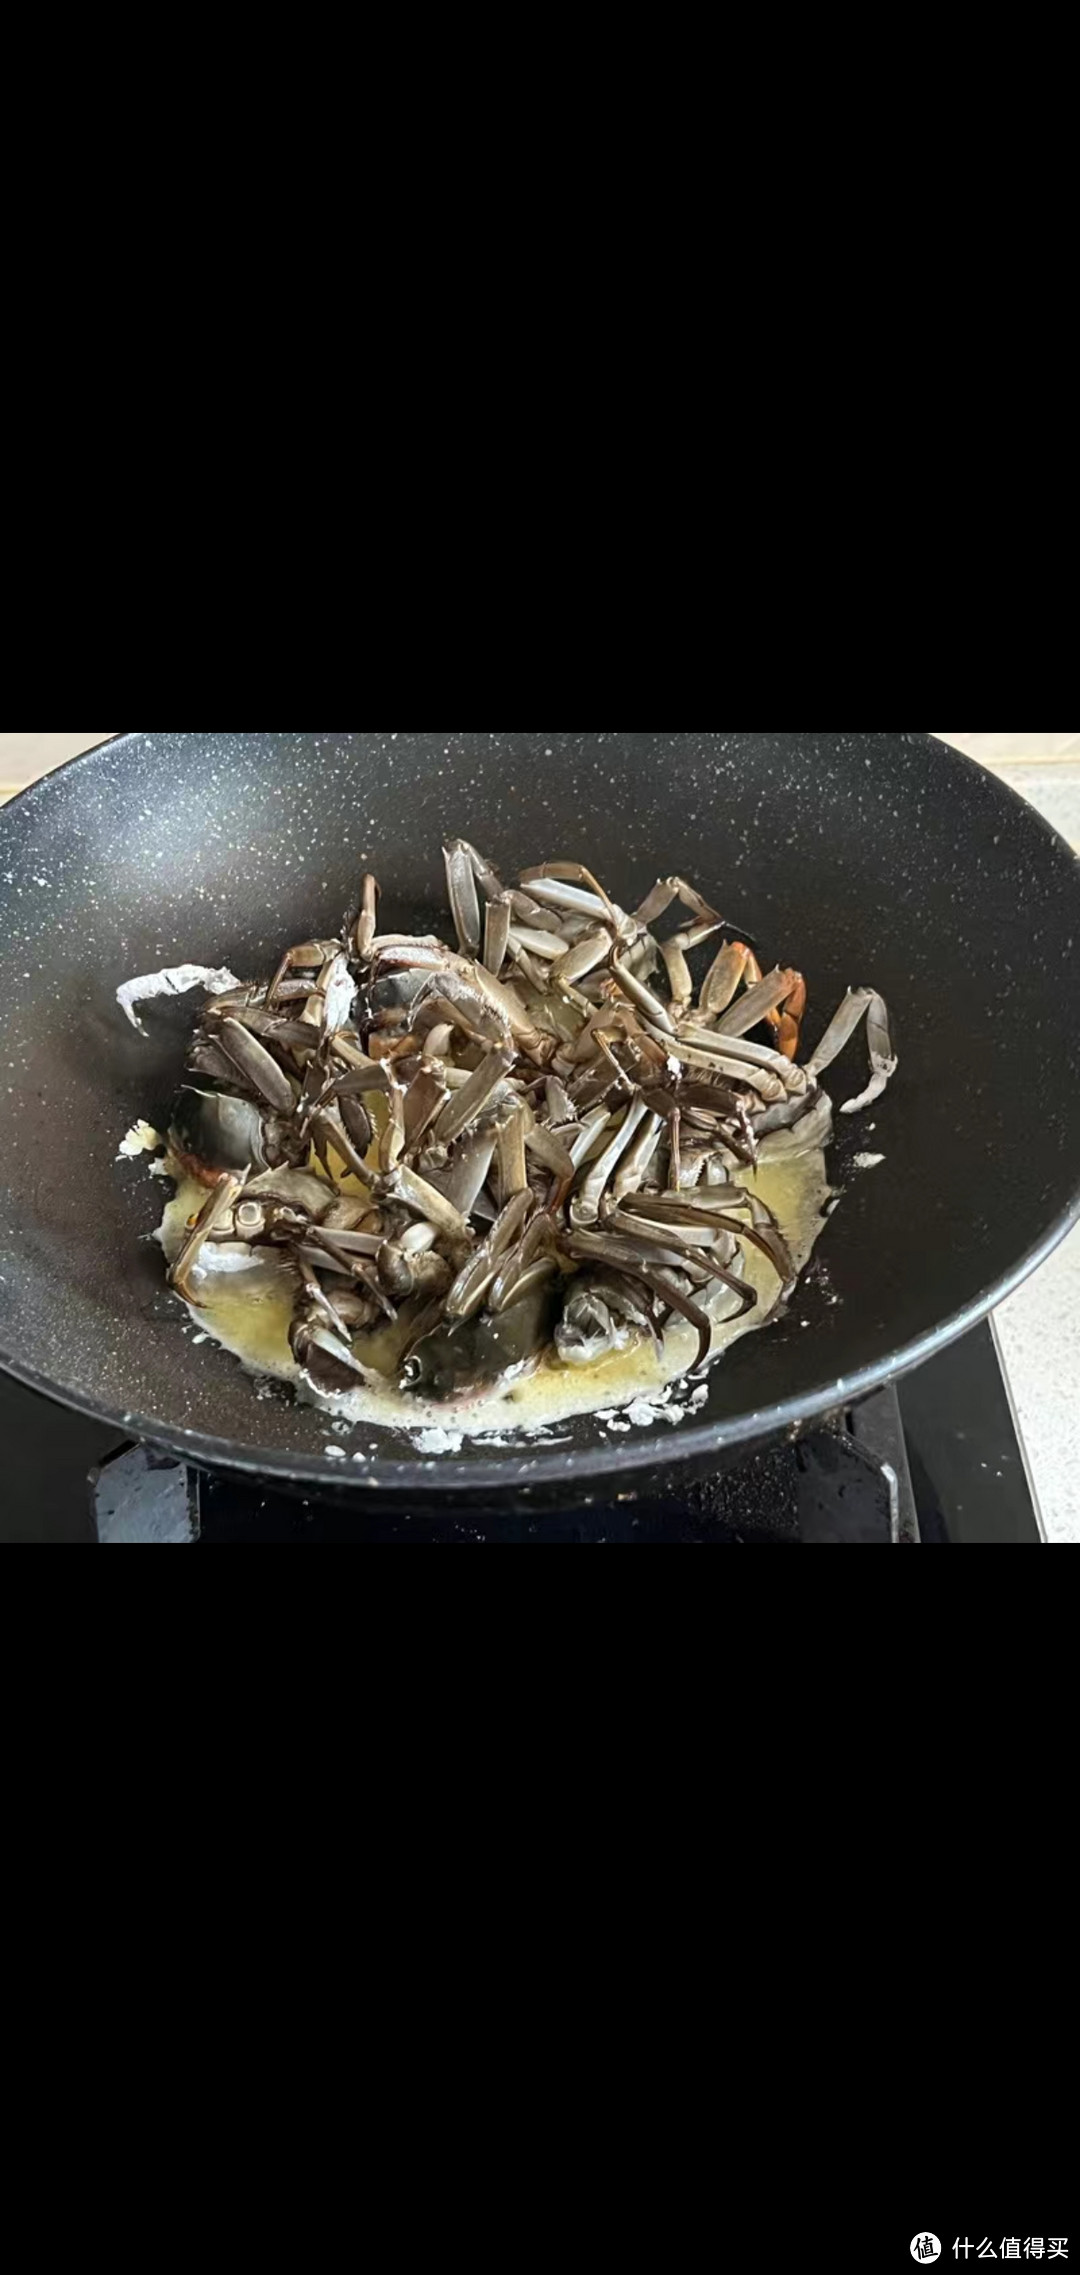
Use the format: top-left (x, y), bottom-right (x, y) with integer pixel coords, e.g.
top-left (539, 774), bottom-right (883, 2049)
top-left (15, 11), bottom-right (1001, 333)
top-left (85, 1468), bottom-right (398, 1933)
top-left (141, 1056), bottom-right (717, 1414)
top-left (0, 1322), bottom-right (1043, 1544)
top-left (93, 1391), bottom-right (910, 1544)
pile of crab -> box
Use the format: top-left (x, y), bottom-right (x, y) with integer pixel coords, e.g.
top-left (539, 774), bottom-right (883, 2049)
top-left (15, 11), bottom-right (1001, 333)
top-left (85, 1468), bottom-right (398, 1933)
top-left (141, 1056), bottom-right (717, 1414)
top-left (165, 844), bottom-right (896, 1402)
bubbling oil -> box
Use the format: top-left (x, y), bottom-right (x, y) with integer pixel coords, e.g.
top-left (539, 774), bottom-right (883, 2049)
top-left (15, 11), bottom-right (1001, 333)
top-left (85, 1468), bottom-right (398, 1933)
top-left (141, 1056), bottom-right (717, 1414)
top-left (157, 1138), bottom-right (831, 1441)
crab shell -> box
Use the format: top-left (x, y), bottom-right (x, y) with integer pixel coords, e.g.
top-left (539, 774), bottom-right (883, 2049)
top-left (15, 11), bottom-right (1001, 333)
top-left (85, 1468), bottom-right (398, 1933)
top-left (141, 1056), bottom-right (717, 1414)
top-left (406, 1278), bottom-right (560, 1403)
top-left (168, 1086), bottom-right (290, 1185)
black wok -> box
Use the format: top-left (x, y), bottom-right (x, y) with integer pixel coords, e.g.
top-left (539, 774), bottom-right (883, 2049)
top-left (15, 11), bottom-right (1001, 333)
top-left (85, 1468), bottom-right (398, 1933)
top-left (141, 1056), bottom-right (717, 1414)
top-left (1, 732), bottom-right (1078, 1506)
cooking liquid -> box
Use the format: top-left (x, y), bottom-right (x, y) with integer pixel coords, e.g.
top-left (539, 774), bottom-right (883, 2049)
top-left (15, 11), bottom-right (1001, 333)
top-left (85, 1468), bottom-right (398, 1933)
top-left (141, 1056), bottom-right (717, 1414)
top-left (157, 1139), bottom-right (831, 1440)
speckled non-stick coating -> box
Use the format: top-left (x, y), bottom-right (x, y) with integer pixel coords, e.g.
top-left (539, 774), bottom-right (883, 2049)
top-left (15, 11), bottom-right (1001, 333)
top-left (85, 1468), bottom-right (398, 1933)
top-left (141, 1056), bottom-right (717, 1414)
top-left (1, 731), bottom-right (1079, 1499)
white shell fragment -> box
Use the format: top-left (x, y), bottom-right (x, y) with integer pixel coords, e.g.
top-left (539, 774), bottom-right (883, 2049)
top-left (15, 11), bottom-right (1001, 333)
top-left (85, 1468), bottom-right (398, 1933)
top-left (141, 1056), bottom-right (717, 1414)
top-left (117, 964), bottom-right (242, 1033)
top-left (838, 991), bottom-right (898, 1116)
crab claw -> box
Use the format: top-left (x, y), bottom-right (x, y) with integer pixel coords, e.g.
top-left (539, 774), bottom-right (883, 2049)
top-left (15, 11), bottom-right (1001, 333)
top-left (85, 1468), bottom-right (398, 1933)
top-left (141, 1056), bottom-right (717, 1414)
top-left (289, 1311), bottom-right (369, 1397)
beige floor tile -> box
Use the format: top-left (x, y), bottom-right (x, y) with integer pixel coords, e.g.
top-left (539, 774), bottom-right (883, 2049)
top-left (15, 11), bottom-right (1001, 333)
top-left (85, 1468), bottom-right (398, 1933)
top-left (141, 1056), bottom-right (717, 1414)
top-left (0, 732), bottom-right (115, 792)
top-left (934, 732), bottom-right (1080, 763)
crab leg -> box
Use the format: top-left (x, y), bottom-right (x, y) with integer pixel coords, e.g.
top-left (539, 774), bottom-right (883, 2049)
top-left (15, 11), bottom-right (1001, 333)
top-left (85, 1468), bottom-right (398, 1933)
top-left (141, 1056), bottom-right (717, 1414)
top-left (304, 1227), bottom-right (383, 1258)
top-left (379, 1164), bottom-right (473, 1246)
top-left (503, 889), bottom-right (563, 934)
top-left (519, 866), bottom-right (625, 932)
top-left (267, 940), bottom-right (341, 1008)
top-left (297, 1256), bottom-right (358, 1345)
top-left (839, 991), bottom-right (897, 1114)
top-left (699, 940), bottom-right (752, 1018)
top-left (186, 1034), bottom-right (248, 1086)
top-left (508, 925), bottom-right (572, 962)
top-left (657, 922), bottom-right (722, 1016)
top-left (443, 839), bottom-right (483, 956)
top-left (613, 1209), bottom-right (720, 1250)
top-left (677, 1024), bottom-right (808, 1084)
top-left (622, 1193), bottom-right (795, 1291)
top-left (205, 1004), bottom-right (317, 1052)
top-left (443, 1190), bottom-right (535, 1320)
top-left (354, 873), bottom-right (380, 961)
top-left (610, 949), bottom-right (676, 1034)
top-left (595, 1237), bottom-right (756, 1346)
top-left (378, 1076), bottom-right (408, 1171)
top-left (311, 1239), bottom-right (396, 1318)
top-left (505, 934), bottom-right (549, 990)
top-left (544, 1074), bottom-right (574, 1125)
top-left (290, 1307), bottom-right (370, 1393)
top-left (570, 1094), bottom-right (649, 1225)
top-left (488, 1215), bottom-right (558, 1313)
top-left (549, 929), bottom-right (612, 988)
top-left (402, 1065), bottom-right (449, 1153)
top-left (433, 1045), bottom-right (516, 1147)
top-left (775, 1019), bottom-right (800, 1064)
top-left (521, 876), bottom-right (609, 920)
top-left (170, 1172), bottom-right (246, 1305)
top-left (634, 874), bottom-right (727, 931)
top-left (562, 1233), bottom-right (719, 1370)
top-left (338, 1092), bottom-right (374, 1158)
top-left (439, 1122), bottom-right (499, 1215)
top-left (310, 1106), bottom-right (371, 1186)
top-left (301, 951), bottom-right (354, 1036)
top-left (370, 935), bottom-right (447, 963)
top-left (564, 1104), bottom-right (614, 1171)
top-left (496, 1103), bottom-right (529, 1201)
top-left (385, 948), bottom-right (545, 1055)
top-left (633, 877), bottom-right (679, 928)
top-left (642, 1028), bottom-right (786, 1100)
top-left (217, 1018), bottom-right (296, 1114)
top-left (523, 1119), bottom-right (575, 1181)
top-left (465, 962), bottom-right (550, 1055)
top-left (623, 1187), bottom-right (748, 1221)
top-left (590, 1033), bottom-right (633, 1096)
top-left (564, 1225), bottom-right (701, 1277)
top-left (417, 987), bottom-right (508, 1053)
top-left (306, 1058), bottom-right (390, 1127)
top-left (482, 895), bottom-right (512, 975)
top-left (611, 1108), bottom-right (663, 1202)
top-left (449, 839), bottom-right (504, 902)
top-left (655, 1023), bottom-right (809, 1099)
top-left (804, 988), bottom-right (876, 1079)
top-left (520, 1118), bottom-right (574, 1215)
top-left (715, 967), bottom-right (798, 1037)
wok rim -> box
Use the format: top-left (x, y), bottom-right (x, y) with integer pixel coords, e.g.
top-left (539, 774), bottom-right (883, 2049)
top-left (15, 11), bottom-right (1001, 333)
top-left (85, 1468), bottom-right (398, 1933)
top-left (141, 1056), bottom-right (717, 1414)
top-left (2, 733), bottom-right (1079, 1496)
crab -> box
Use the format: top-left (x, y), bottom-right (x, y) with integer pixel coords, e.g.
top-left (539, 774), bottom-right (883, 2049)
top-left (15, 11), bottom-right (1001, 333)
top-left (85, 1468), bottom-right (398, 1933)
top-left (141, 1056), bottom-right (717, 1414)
top-left (151, 838), bottom-right (895, 1405)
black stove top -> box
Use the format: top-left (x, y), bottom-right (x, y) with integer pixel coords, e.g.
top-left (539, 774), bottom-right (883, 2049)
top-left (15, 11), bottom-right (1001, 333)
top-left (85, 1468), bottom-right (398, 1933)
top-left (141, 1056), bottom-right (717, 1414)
top-left (0, 1321), bottom-right (1043, 1543)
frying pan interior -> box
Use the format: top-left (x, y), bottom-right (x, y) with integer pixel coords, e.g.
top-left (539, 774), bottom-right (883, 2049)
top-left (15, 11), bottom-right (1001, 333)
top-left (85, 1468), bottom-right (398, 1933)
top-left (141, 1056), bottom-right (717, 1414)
top-left (1, 732), bottom-right (1078, 1496)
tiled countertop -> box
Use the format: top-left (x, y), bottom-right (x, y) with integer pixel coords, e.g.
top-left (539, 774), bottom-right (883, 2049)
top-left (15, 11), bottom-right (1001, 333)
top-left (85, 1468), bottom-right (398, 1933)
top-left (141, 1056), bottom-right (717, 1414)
top-left (3, 732), bottom-right (1078, 1541)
